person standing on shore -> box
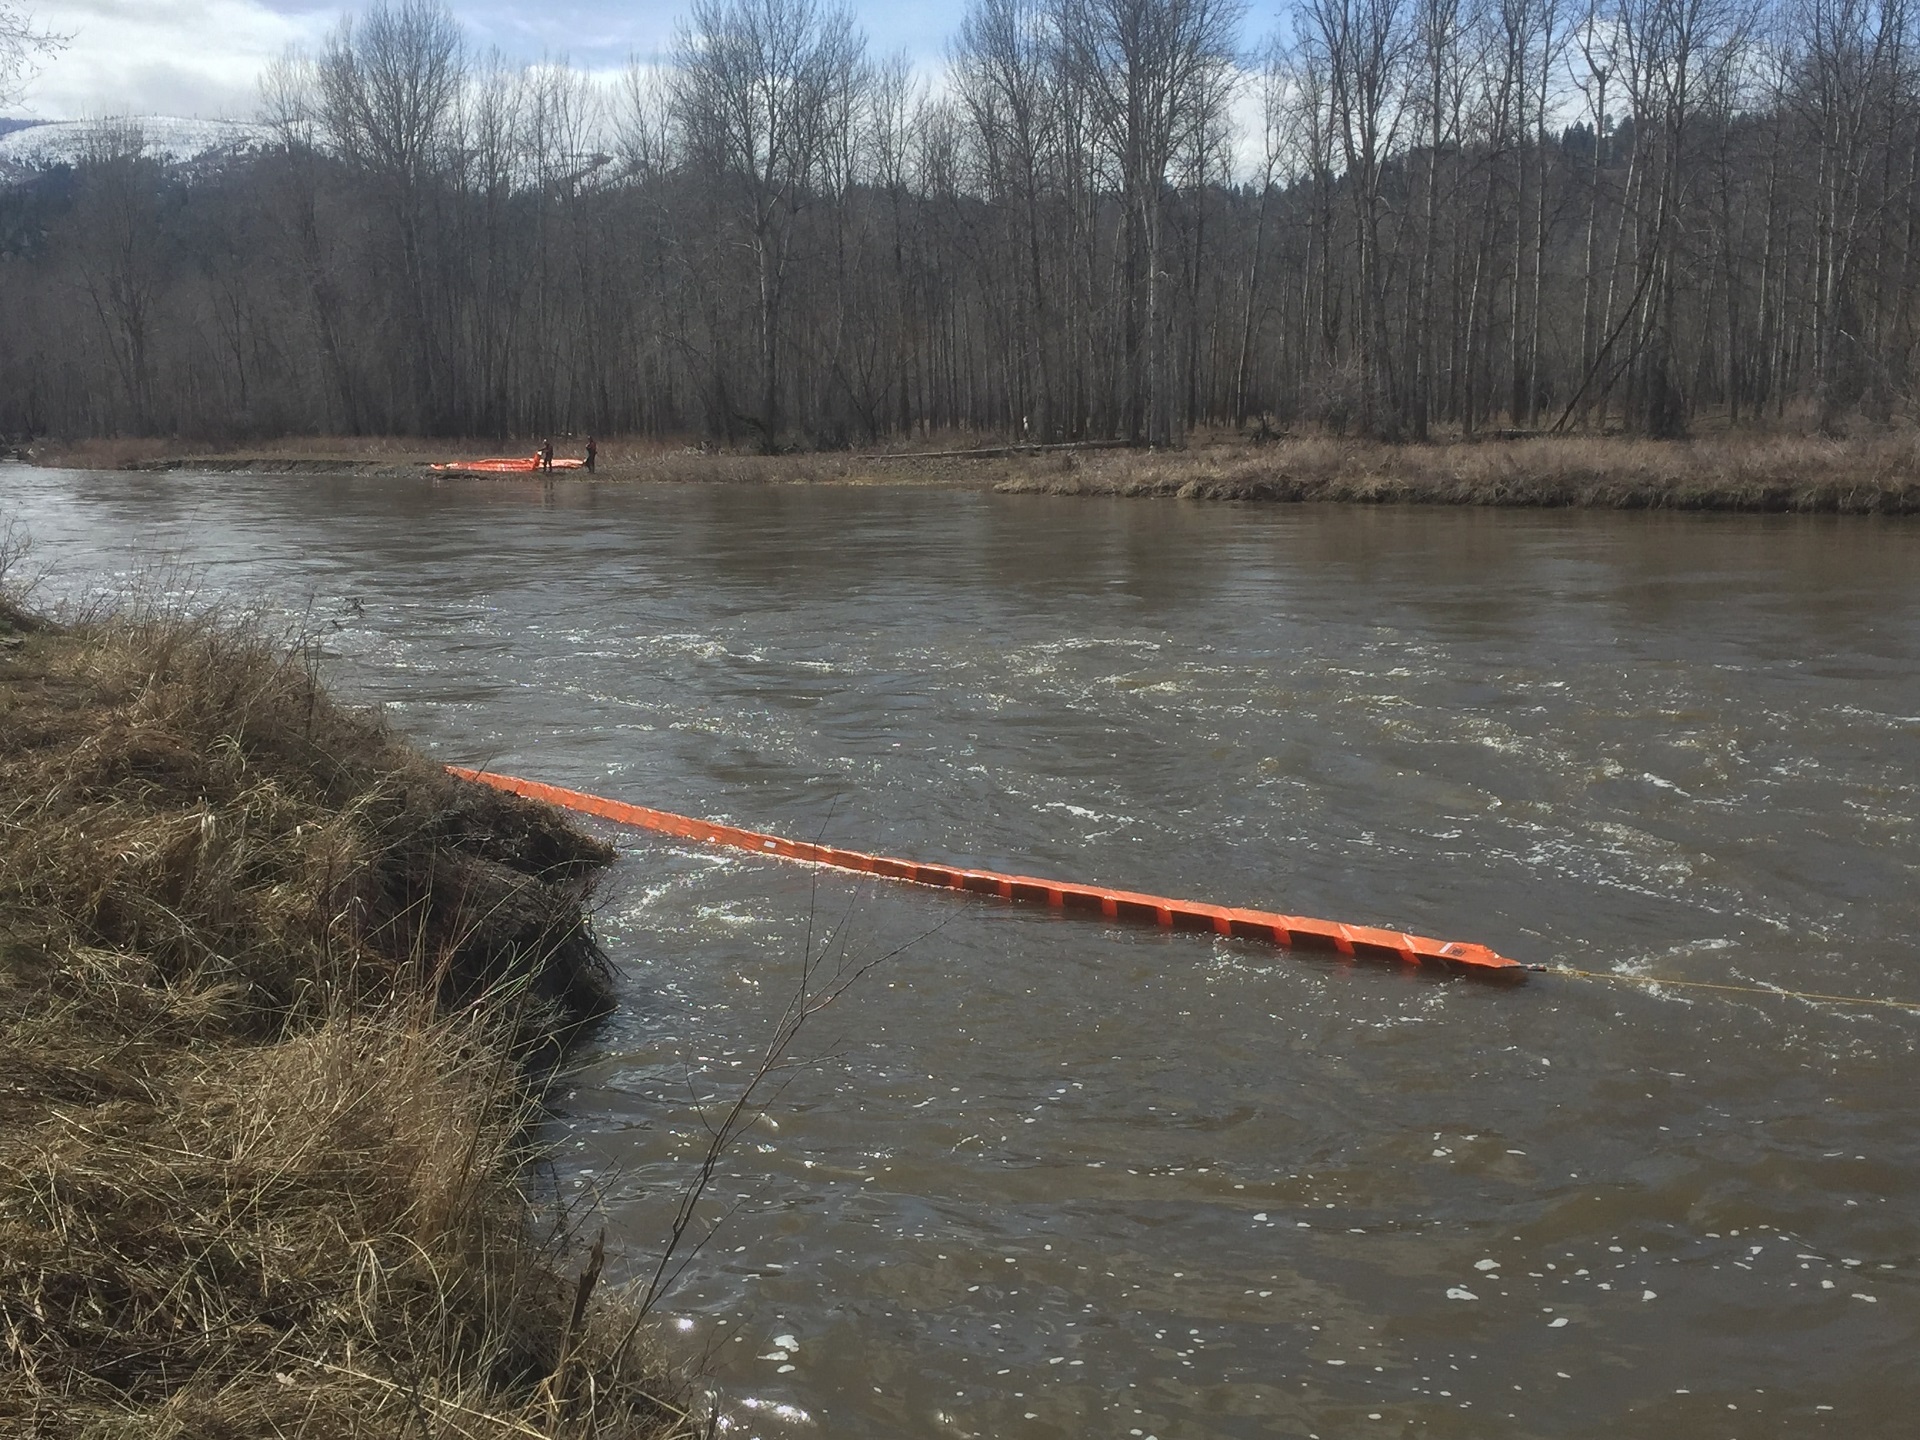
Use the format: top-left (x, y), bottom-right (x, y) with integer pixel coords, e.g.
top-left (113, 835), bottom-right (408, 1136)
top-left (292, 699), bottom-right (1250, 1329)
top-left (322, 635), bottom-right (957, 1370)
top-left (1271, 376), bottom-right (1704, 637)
top-left (585, 435), bottom-right (597, 473)
top-left (539, 437), bottom-right (553, 473)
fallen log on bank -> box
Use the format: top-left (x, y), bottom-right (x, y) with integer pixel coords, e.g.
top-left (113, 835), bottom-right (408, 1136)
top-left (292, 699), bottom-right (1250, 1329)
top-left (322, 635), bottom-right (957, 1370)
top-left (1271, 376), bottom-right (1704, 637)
top-left (859, 438), bottom-right (1141, 462)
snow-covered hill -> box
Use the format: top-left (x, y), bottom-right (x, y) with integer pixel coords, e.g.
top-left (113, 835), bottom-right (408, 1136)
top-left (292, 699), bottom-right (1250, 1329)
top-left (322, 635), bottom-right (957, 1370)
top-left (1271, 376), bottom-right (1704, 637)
top-left (0, 117), bottom-right (272, 183)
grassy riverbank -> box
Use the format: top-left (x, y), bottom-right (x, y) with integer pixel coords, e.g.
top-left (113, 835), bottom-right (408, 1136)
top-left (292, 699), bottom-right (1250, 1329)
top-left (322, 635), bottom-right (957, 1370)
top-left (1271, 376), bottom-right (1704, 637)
top-left (0, 589), bottom-right (689, 1436)
top-left (24, 429), bottom-right (1920, 513)
top-left (993, 431), bottom-right (1920, 513)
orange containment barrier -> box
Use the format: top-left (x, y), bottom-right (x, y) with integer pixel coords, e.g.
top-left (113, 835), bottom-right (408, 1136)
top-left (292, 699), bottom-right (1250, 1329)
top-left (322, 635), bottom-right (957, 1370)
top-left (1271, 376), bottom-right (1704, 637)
top-left (447, 766), bottom-right (1528, 980)
top-left (431, 455), bottom-right (587, 474)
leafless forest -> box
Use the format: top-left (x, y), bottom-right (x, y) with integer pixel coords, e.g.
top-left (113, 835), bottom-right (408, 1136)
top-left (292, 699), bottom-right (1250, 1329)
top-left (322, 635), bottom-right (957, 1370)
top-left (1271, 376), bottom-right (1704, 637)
top-left (2, 0), bottom-right (1918, 449)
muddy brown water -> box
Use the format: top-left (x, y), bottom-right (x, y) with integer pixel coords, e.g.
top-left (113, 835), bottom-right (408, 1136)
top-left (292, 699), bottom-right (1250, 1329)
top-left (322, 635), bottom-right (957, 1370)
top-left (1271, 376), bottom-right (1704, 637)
top-left (6, 464), bottom-right (1917, 1438)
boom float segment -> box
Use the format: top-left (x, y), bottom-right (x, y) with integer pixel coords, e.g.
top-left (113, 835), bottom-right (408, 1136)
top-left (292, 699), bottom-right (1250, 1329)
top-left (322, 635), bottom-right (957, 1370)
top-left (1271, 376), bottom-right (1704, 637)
top-left (446, 766), bottom-right (1527, 980)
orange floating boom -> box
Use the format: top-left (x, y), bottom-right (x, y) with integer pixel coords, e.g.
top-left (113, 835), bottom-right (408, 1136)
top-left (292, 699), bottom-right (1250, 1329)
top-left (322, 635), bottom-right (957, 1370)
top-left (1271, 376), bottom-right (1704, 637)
top-left (446, 766), bottom-right (1527, 980)
top-left (431, 455), bottom-right (587, 473)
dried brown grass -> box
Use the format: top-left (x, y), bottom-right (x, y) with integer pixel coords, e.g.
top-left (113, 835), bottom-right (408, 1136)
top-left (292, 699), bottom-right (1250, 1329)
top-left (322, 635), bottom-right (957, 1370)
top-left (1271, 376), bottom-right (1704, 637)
top-left (992, 431), bottom-right (1920, 513)
top-left (24, 436), bottom-right (222, 471)
top-left (0, 586), bottom-right (690, 1438)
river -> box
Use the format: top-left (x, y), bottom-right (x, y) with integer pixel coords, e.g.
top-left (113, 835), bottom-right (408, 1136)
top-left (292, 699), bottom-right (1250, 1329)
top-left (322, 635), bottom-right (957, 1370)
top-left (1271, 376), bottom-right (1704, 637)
top-left (5, 464), bottom-right (1917, 1438)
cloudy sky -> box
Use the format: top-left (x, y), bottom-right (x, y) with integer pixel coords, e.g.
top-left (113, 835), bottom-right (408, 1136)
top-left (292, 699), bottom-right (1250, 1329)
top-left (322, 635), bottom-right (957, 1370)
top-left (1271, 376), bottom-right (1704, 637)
top-left (13, 0), bottom-right (1000, 119)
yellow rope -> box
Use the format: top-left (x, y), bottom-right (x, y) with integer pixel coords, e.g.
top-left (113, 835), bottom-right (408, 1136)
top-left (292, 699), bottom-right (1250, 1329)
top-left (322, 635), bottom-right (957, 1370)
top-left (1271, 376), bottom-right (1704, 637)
top-left (1544, 966), bottom-right (1920, 1012)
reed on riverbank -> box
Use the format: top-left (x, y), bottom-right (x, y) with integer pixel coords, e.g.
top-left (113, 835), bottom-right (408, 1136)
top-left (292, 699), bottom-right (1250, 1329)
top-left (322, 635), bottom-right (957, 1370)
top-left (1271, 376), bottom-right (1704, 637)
top-left (0, 580), bottom-right (690, 1436)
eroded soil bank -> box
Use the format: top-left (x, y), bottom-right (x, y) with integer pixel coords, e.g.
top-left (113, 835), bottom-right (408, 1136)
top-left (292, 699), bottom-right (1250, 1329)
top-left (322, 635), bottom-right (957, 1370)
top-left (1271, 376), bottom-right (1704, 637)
top-left (0, 593), bottom-right (689, 1438)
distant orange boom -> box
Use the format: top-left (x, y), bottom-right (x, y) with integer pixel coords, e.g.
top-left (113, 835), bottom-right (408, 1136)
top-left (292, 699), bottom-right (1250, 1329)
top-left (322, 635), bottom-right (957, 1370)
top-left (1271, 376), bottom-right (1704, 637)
top-left (431, 455), bottom-right (586, 473)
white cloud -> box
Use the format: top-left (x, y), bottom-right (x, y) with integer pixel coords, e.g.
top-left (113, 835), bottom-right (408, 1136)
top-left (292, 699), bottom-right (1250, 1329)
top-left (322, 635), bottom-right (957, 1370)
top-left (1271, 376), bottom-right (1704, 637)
top-left (453, 2), bottom-right (677, 64)
top-left (12, 1), bottom-right (970, 120)
top-left (13, 1), bottom-right (1266, 129)
top-left (18, 0), bottom-right (335, 119)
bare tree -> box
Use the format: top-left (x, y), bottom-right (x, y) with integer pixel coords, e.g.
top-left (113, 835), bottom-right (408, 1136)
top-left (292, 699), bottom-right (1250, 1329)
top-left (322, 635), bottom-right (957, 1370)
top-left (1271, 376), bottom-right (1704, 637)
top-left (259, 53), bottom-right (364, 431)
top-left (318, 0), bottom-right (465, 429)
top-left (1308, 0), bottom-right (1421, 434)
top-left (69, 122), bottom-right (159, 433)
top-left (1792, 0), bottom-right (1915, 423)
top-left (1060, 0), bottom-right (1244, 445)
top-left (955, 0), bottom-right (1064, 439)
top-left (0, 3), bottom-right (64, 106)
top-left (1232, 44), bottom-right (1297, 426)
top-left (672, 0), bottom-right (867, 449)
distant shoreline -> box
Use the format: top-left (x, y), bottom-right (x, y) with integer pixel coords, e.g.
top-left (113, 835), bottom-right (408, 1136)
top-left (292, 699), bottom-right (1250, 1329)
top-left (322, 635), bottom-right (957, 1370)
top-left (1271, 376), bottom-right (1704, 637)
top-left (24, 432), bottom-right (1920, 515)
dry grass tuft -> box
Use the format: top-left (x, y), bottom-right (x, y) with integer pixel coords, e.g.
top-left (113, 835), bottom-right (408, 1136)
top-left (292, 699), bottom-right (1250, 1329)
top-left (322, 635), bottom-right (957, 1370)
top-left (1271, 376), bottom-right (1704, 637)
top-left (0, 589), bottom-right (689, 1438)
